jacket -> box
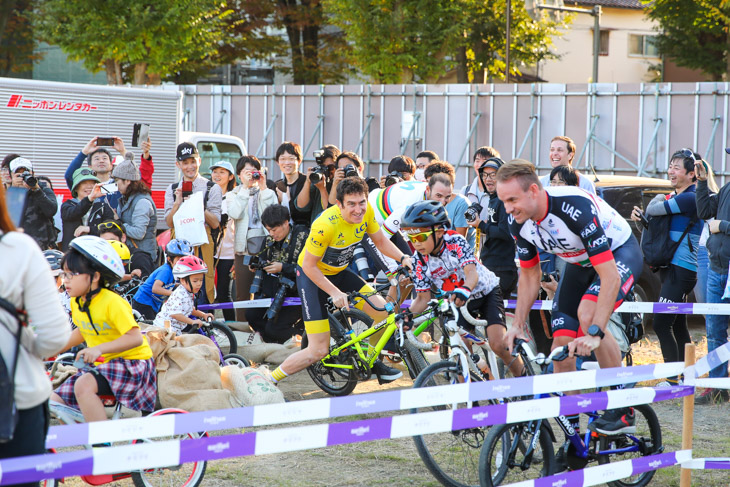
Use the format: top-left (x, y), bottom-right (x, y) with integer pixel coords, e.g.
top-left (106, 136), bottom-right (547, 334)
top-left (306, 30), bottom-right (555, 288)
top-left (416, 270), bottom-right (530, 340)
top-left (696, 179), bottom-right (730, 273)
top-left (21, 183), bottom-right (58, 250)
top-left (0, 232), bottom-right (70, 409)
top-left (226, 186), bottom-right (277, 254)
top-left (118, 192), bottom-right (158, 259)
top-left (257, 224), bottom-right (308, 297)
top-left (60, 196), bottom-right (116, 251)
top-left (477, 191), bottom-right (517, 271)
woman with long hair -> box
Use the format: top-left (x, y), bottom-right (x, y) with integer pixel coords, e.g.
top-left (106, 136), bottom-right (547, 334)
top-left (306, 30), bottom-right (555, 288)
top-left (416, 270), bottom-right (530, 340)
top-left (0, 181), bottom-right (70, 481)
top-left (113, 157), bottom-right (158, 277)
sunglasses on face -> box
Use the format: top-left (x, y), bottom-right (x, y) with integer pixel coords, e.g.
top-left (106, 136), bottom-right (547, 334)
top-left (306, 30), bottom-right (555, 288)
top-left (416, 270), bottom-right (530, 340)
top-left (97, 221), bottom-right (123, 233)
top-left (406, 230), bottom-right (434, 243)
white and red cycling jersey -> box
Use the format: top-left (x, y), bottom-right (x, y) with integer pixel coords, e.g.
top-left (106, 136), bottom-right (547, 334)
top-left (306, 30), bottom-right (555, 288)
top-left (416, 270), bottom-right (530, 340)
top-left (368, 181), bottom-right (428, 236)
top-left (509, 186), bottom-right (632, 268)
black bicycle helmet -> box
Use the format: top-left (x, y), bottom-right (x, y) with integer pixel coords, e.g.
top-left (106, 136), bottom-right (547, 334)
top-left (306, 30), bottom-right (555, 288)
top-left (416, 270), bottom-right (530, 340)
top-left (401, 200), bottom-right (451, 229)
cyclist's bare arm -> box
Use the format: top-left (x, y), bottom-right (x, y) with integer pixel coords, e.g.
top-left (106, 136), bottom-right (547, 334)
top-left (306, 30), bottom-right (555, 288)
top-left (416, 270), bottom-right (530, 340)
top-left (506, 264), bottom-right (541, 353)
top-left (408, 291), bottom-right (431, 315)
top-left (61, 328), bottom-right (85, 353)
top-left (301, 249), bottom-right (347, 307)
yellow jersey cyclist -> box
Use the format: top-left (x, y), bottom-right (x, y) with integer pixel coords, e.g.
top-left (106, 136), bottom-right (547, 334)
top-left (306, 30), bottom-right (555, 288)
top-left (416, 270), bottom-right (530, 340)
top-left (270, 178), bottom-right (414, 385)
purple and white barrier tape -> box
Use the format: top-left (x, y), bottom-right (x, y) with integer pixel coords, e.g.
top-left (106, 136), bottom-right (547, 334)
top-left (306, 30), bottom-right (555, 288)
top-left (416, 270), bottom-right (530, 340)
top-left (692, 341), bottom-right (730, 378)
top-left (682, 458), bottom-right (730, 470)
top-left (0, 387), bottom-right (693, 486)
top-left (200, 298), bottom-right (730, 315)
top-left (508, 450), bottom-right (691, 487)
top-left (45, 362), bottom-right (685, 449)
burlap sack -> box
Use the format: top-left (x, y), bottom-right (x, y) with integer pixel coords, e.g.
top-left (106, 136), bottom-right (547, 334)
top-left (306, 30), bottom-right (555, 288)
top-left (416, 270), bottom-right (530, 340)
top-left (220, 365), bottom-right (285, 406)
top-left (239, 343), bottom-right (297, 365)
top-left (50, 363), bottom-right (78, 388)
top-left (146, 327), bottom-right (241, 411)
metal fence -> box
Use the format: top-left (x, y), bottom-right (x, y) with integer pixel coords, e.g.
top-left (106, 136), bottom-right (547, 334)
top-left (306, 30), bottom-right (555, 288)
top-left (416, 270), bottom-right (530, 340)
top-left (179, 82), bottom-right (730, 188)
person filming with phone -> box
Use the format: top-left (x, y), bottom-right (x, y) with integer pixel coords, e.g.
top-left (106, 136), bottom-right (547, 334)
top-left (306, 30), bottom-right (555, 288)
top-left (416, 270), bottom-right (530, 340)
top-left (164, 142), bottom-right (222, 304)
top-left (9, 157), bottom-right (58, 250)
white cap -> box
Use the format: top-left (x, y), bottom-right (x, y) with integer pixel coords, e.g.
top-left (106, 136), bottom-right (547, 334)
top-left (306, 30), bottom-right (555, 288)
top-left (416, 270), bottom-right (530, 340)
top-left (9, 157), bottom-right (33, 173)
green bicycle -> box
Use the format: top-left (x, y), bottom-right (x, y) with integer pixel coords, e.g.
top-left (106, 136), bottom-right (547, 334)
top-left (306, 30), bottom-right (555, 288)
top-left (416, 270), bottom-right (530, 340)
top-left (301, 267), bottom-right (432, 396)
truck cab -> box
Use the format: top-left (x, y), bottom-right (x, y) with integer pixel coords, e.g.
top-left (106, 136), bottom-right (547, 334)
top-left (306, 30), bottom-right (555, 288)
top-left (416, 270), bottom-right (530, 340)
top-left (181, 132), bottom-right (245, 179)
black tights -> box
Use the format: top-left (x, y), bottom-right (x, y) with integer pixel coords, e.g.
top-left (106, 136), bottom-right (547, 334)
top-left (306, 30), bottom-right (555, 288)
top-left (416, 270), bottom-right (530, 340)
top-left (653, 265), bottom-right (697, 364)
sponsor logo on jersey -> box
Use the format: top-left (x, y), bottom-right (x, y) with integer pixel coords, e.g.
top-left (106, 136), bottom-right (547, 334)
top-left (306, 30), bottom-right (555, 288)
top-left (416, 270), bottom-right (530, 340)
top-left (561, 202), bottom-right (582, 221)
top-left (589, 235), bottom-right (608, 248)
top-left (580, 222), bottom-right (597, 238)
top-left (354, 223), bottom-right (367, 238)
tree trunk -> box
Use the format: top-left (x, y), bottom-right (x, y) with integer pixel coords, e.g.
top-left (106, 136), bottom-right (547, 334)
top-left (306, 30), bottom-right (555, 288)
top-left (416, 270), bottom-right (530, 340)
top-left (147, 72), bottom-right (161, 85)
top-left (456, 45), bottom-right (469, 83)
top-left (104, 59), bottom-right (117, 84)
top-left (133, 62), bottom-right (147, 85)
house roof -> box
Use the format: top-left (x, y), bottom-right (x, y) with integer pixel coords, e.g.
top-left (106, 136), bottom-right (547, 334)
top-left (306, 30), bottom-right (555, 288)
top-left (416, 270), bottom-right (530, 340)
top-left (567, 0), bottom-right (645, 9)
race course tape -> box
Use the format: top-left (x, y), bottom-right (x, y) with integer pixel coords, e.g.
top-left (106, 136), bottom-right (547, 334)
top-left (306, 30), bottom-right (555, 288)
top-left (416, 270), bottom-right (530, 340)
top-left (0, 387), bottom-right (693, 486)
top-left (200, 298), bottom-right (730, 315)
top-left (510, 450), bottom-right (691, 487)
top-left (45, 362), bottom-right (685, 449)
top-left (682, 457), bottom-right (730, 470)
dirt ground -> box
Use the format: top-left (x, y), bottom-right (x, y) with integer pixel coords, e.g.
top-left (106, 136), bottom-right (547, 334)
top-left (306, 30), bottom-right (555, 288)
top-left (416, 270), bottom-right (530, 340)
top-left (55, 323), bottom-right (730, 487)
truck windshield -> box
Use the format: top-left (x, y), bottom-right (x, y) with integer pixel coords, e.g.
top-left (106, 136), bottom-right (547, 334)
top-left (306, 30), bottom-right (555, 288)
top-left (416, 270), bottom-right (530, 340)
top-left (197, 142), bottom-right (243, 179)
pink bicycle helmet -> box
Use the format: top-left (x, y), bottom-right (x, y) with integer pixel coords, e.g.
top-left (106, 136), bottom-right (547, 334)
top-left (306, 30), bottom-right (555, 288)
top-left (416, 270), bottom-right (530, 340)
top-left (172, 255), bottom-right (208, 279)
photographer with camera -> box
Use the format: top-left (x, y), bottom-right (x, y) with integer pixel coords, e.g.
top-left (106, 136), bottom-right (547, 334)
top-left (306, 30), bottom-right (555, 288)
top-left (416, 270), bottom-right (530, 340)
top-left (380, 155), bottom-right (416, 188)
top-left (227, 156), bottom-right (277, 321)
top-left (9, 157), bottom-right (58, 250)
top-left (244, 205), bottom-right (307, 344)
top-left (464, 157), bottom-right (517, 298)
top-left (296, 145), bottom-right (340, 223)
top-left (327, 152), bottom-right (379, 207)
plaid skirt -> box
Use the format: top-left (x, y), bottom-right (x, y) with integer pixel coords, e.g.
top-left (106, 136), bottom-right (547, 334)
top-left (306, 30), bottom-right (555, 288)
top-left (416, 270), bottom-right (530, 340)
top-left (55, 358), bottom-right (157, 412)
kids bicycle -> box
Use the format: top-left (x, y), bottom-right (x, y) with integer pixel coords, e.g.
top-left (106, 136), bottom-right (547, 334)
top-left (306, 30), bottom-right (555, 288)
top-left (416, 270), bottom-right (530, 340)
top-left (43, 361), bottom-right (208, 487)
top-left (302, 267), bottom-right (431, 396)
top-left (407, 294), bottom-right (520, 487)
top-left (478, 339), bottom-right (662, 487)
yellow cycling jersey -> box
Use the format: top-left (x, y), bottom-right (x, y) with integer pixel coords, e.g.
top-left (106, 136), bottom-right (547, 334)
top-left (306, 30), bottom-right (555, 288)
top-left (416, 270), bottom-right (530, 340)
top-left (298, 203), bottom-right (381, 275)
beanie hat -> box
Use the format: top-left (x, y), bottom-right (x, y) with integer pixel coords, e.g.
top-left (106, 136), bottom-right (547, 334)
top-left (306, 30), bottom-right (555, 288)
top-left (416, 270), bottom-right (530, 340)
top-left (111, 157), bottom-right (141, 181)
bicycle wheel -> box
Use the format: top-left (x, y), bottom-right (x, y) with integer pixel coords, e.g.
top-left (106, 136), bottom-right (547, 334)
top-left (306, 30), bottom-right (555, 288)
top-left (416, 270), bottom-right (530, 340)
top-left (207, 322), bottom-right (237, 355)
top-left (223, 353), bottom-right (250, 368)
top-left (401, 339), bottom-right (430, 380)
top-left (411, 359), bottom-right (493, 487)
top-left (131, 410), bottom-right (207, 487)
top-left (303, 308), bottom-right (372, 397)
top-left (596, 404), bottom-right (662, 487)
top-left (479, 421), bottom-right (555, 487)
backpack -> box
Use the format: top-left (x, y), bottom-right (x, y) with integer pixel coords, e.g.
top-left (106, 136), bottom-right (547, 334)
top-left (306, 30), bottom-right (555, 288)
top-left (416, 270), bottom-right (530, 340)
top-left (0, 233), bottom-right (25, 443)
top-left (640, 213), bottom-right (697, 271)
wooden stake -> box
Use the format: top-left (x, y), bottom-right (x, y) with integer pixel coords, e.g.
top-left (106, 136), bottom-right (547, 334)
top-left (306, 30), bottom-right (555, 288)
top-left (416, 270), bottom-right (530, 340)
top-left (680, 343), bottom-right (696, 487)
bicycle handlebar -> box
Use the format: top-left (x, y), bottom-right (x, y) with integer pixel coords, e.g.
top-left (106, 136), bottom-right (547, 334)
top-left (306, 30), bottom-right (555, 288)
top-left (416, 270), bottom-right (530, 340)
top-left (327, 266), bottom-right (412, 312)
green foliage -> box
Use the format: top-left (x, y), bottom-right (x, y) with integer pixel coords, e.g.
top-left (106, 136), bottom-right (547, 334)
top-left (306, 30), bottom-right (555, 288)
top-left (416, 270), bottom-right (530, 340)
top-left (323, 0), bottom-right (566, 83)
top-left (0, 0), bottom-right (43, 76)
top-left (34, 0), bottom-right (239, 83)
top-left (643, 0), bottom-right (730, 81)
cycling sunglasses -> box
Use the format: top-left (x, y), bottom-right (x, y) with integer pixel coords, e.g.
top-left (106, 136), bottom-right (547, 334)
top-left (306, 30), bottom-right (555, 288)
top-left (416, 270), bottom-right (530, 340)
top-left (405, 230), bottom-right (434, 243)
top-left (97, 221), bottom-right (123, 233)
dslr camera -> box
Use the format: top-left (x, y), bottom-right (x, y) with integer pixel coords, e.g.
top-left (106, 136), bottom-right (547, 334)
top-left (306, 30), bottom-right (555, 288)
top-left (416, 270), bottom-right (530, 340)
top-left (343, 164), bottom-right (359, 178)
top-left (541, 269), bottom-right (560, 283)
top-left (464, 203), bottom-right (483, 223)
top-left (21, 171), bottom-right (38, 188)
top-left (310, 151), bottom-right (336, 184)
top-left (384, 171), bottom-right (403, 187)
top-left (242, 254), bottom-right (268, 270)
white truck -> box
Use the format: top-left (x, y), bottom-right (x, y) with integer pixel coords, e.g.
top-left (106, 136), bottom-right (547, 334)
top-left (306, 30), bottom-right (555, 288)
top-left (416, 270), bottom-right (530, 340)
top-left (0, 78), bottom-right (246, 228)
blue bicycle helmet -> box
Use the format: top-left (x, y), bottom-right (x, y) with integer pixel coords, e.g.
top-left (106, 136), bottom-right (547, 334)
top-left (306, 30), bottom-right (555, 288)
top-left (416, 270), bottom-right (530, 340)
top-left (166, 239), bottom-right (193, 258)
top-left (401, 200), bottom-right (451, 229)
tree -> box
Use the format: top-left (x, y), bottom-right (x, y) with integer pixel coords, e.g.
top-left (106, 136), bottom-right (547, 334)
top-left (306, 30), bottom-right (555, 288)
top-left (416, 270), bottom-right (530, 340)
top-left (0, 0), bottom-right (42, 77)
top-left (643, 0), bottom-right (729, 81)
top-left (323, 0), bottom-right (566, 83)
top-left (275, 0), bottom-right (351, 84)
top-left (34, 0), bottom-right (231, 84)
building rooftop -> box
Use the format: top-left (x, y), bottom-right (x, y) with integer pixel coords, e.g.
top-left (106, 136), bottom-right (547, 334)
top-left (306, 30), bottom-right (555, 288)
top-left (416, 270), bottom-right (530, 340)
top-left (567, 0), bottom-right (645, 9)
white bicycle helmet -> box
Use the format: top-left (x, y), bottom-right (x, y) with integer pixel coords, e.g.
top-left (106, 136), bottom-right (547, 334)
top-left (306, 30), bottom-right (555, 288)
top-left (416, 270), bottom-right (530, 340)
top-left (68, 235), bottom-right (125, 287)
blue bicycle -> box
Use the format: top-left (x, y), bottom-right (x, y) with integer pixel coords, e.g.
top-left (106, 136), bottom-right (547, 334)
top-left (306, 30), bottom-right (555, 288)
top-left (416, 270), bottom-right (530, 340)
top-left (478, 339), bottom-right (662, 487)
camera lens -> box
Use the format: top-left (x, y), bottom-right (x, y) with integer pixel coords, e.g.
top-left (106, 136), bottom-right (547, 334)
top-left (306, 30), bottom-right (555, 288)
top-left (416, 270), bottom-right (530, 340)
top-left (250, 269), bottom-right (265, 295)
